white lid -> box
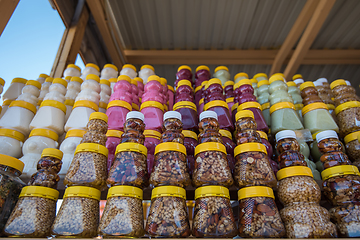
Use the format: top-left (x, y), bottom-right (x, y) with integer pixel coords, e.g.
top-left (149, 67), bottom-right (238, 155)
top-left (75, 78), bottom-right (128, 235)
top-left (313, 81), bottom-right (322, 87)
top-left (199, 110), bottom-right (218, 121)
top-left (126, 111), bottom-right (144, 121)
top-left (163, 111), bottom-right (182, 121)
top-left (317, 78), bottom-right (328, 83)
top-left (293, 79), bottom-right (304, 84)
top-left (275, 130), bottom-right (297, 142)
top-left (316, 130), bottom-right (338, 142)
top-left (345, 80), bottom-right (351, 86)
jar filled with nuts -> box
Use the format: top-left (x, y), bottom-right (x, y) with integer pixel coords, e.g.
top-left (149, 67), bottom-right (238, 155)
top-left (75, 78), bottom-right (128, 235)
top-left (145, 186), bottom-right (190, 237)
top-left (193, 142), bottom-right (233, 188)
top-left (322, 165), bottom-right (360, 237)
top-left (238, 102), bottom-right (269, 133)
top-left (234, 110), bottom-right (261, 145)
top-left (302, 102), bottom-right (339, 134)
top-left (98, 186), bottom-right (144, 238)
top-left (150, 142), bottom-right (191, 188)
top-left (276, 166), bottom-right (337, 238)
top-left (330, 79), bottom-right (357, 100)
top-left (51, 186), bottom-right (100, 238)
top-left (192, 186), bottom-right (237, 238)
top-left (219, 129), bottom-right (236, 174)
top-left (107, 142), bottom-right (148, 188)
top-left (234, 142), bottom-right (277, 188)
top-left (4, 186), bottom-right (58, 237)
top-left (144, 130), bottom-right (161, 177)
top-left (64, 143), bottom-right (108, 190)
top-left (299, 81), bottom-right (322, 102)
top-left (203, 100), bottom-right (233, 132)
top-left (198, 111), bottom-right (223, 144)
top-left (335, 100), bottom-right (360, 137)
top-left (183, 130), bottom-right (198, 177)
top-left (238, 186), bottom-right (285, 238)
top-left (161, 111), bottom-right (184, 144)
top-left (173, 101), bottom-right (199, 133)
top-left (105, 130), bottom-right (123, 173)
top-left (316, 130), bottom-right (351, 170)
top-left (121, 111), bottom-right (145, 144)
top-left (80, 112), bottom-right (108, 146)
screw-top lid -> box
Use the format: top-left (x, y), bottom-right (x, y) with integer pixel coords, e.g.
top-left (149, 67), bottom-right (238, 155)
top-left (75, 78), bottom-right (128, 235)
top-left (224, 81), bottom-right (234, 87)
top-left (26, 80), bottom-right (41, 89)
top-left (104, 63), bottom-right (118, 72)
top-left (0, 154), bottom-right (24, 172)
top-left (39, 73), bottom-right (49, 78)
top-left (155, 142), bottom-right (187, 155)
top-left (269, 102), bottom-right (295, 115)
top-left (257, 80), bottom-right (270, 88)
top-left (106, 130), bottom-right (123, 138)
top-left (234, 142), bottom-right (267, 156)
top-left (182, 130), bottom-right (198, 140)
top-left (251, 78), bottom-right (258, 83)
top-left (144, 130), bottom-right (161, 139)
top-left (11, 78), bottom-right (27, 84)
top-left (219, 129), bottom-right (232, 140)
top-left (75, 143), bottom-right (108, 157)
top-left (253, 73), bottom-right (268, 79)
top-left (286, 81), bottom-right (297, 87)
top-left (65, 129), bottom-right (86, 139)
top-left (301, 102), bottom-right (329, 116)
top-left (238, 102), bottom-right (262, 111)
top-left (235, 110), bottom-right (254, 121)
top-left (226, 97), bottom-right (234, 103)
top-left (330, 79), bottom-right (347, 89)
top-left (108, 78), bottom-right (117, 83)
top-left (299, 81), bottom-right (315, 91)
top-left (195, 186), bottom-right (229, 200)
top-left (277, 166), bottom-right (313, 180)
top-left (147, 75), bottom-right (161, 83)
top-left (117, 75), bottom-right (131, 83)
top-left (126, 111), bottom-right (145, 121)
top-left (100, 79), bottom-right (110, 87)
top-left (2, 100), bottom-right (12, 106)
top-left (317, 78), bottom-right (328, 83)
top-left (345, 80), bottom-right (351, 86)
top-left (167, 85), bottom-right (174, 92)
top-left (160, 77), bottom-right (167, 86)
top-left (151, 186), bottom-right (186, 200)
top-left (115, 142), bottom-right (148, 156)
top-left (41, 148), bottom-right (63, 159)
top-left (177, 80), bottom-right (193, 90)
top-left (0, 128), bottom-right (25, 142)
top-left (64, 76), bottom-right (70, 81)
top-left (45, 77), bottom-right (53, 83)
top-left (206, 78), bottom-right (222, 88)
top-left (107, 186), bottom-right (143, 199)
top-left (199, 98), bottom-right (204, 105)
top-left (196, 65), bottom-right (209, 72)
top-left (214, 66), bottom-right (229, 73)
top-left (70, 76), bottom-right (83, 83)
top-left (315, 130), bottom-right (338, 143)
top-left (195, 142), bottom-right (227, 156)
top-left (292, 74), bottom-right (303, 80)
top-left (234, 72), bottom-right (248, 80)
top-left (201, 81), bottom-right (208, 87)
top-left (177, 65), bottom-right (192, 72)
top-left (321, 165), bottom-right (360, 181)
top-left (19, 186), bottom-right (59, 201)
top-left (0, 78), bottom-right (5, 86)
top-left (29, 128), bottom-right (58, 141)
top-left (257, 131), bottom-right (268, 140)
top-left (89, 112), bottom-right (108, 123)
top-left (64, 186), bottom-right (100, 200)
top-left (199, 110), bottom-right (218, 121)
top-left (344, 131), bottom-right (360, 144)
top-left (269, 75), bottom-right (284, 84)
top-left (195, 85), bottom-right (202, 93)
top-left (163, 111), bottom-right (182, 121)
top-left (85, 63), bottom-right (100, 72)
top-left (313, 81), bottom-right (322, 87)
top-left (293, 79), bottom-right (304, 85)
top-left (53, 78), bottom-right (68, 88)
top-left (73, 100), bottom-right (99, 112)
top-left (134, 77), bottom-right (143, 84)
top-left (67, 64), bottom-right (81, 72)
top-left (122, 64), bottom-right (136, 72)
top-left (203, 100), bottom-right (228, 111)
top-left (85, 74), bottom-right (100, 83)
top-left (238, 186), bottom-right (274, 200)
top-left (140, 64), bottom-right (155, 72)
top-left (275, 130), bottom-right (296, 142)
top-left (131, 79), bottom-right (138, 86)
top-left (140, 101), bottom-right (164, 112)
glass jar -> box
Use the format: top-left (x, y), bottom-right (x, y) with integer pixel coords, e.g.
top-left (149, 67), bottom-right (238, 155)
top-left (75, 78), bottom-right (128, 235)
top-left (192, 186), bottom-right (237, 238)
top-left (269, 102), bottom-right (304, 134)
top-left (344, 131), bottom-right (360, 164)
top-left (234, 143), bottom-right (277, 188)
top-left (4, 186), bottom-right (58, 237)
top-left (205, 78), bottom-right (225, 103)
top-left (234, 79), bottom-right (254, 95)
top-left (51, 186), bottom-right (100, 238)
top-left (214, 66), bottom-right (230, 86)
top-left (183, 130), bottom-right (198, 177)
top-left (64, 143), bottom-right (108, 190)
top-left (99, 186), bottom-right (144, 238)
top-left (203, 100), bottom-right (233, 131)
top-left (106, 100), bottom-right (132, 132)
top-left (299, 81), bottom-right (320, 99)
top-left (144, 130), bottom-right (161, 178)
top-left (331, 79), bottom-right (357, 99)
top-left (105, 130), bottom-right (123, 173)
top-left (238, 186), bottom-right (285, 238)
top-left (161, 111), bottom-right (184, 143)
top-left (302, 103), bottom-right (339, 134)
top-left (275, 132), bottom-right (307, 169)
top-left (193, 142), bottom-right (233, 187)
top-left (176, 65), bottom-right (193, 83)
top-left (257, 80), bottom-right (269, 96)
top-left (219, 129), bottom-right (236, 174)
top-left (150, 142), bottom-right (191, 188)
top-left (253, 73), bottom-right (268, 82)
top-left (195, 65), bottom-right (211, 87)
top-left (234, 72), bottom-right (248, 84)
top-left (140, 101), bottom-right (164, 132)
top-left (276, 166), bottom-right (337, 238)
top-left (198, 111), bottom-right (223, 144)
top-left (145, 186), bottom-right (190, 237)
top-left (234, 110), bottom-right (261, 145)
top-left (173, 102), bottom-right (199, 133)
top-left (121, 111), bottom-right (145, 144)
top-left (176, 80), bottom-right (194, 96)
top-left (80, 112), bottom-right (108, 146)
top-left (224, 81), bottom-right (234, 98)
top-left (107, 143), bottom-right (148, 189)
top-left (238, 102), bottom-right (269, 133)
top-left (335, 101), bottom-right (360, 137)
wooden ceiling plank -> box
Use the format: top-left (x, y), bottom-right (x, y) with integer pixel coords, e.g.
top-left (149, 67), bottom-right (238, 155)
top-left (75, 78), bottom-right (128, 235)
top-left (270, 0), bottom-right (319, 75)
top-left (283, 0), bottom-right (336, 79)
top-left (0, 0), bottom-right (19, 37)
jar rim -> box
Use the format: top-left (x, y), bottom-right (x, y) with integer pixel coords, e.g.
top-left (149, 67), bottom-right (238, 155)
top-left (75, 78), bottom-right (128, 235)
top-left (238, 186), bottom-right (274, 200)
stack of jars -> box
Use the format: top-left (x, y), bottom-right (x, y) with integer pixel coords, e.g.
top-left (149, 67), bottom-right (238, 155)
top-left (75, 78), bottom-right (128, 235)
top-left (195, 65), bottom-right (211, 113)
top-left (233, 110), bottom-right (284, 238)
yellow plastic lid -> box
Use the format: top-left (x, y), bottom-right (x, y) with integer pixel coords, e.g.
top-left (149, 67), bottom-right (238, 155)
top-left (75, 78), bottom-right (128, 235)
top-left (177, 80), bottom-right (193, 90)
top-left (234, 142), bottom-right (267, 156)
top-left (155, 142), bottom-right (186, 155)
top-left (85, 74), bottom-right (100, 83)
top-left (64, 99), bottom-right (75, 106)
top-left (312, 132), bottom-right (320, 140)
top-left (106, 130), bottom-right (123, 138)
top-left (214, 66), bottom-right (229, 73)
top-left (206, 78), bottom-right (222, 88)
top-left (41, 148), bottom-right (63, 160)
top-left (238, 186), bottom-right (274, 200)
top-left (235, 109), bottom-right (254, 121)
top-left (99, 102), bottom-right (108, 109)
top-left (130, 79), bottom-right (138, 87)
top-left (199, 98), bottom-right (204, 105)
top-left (74, 143), bottom-right (108, 157)
top-left (238, 102), bottom-right (262, 111)
top-left (286, 81), bottom-right (297, 87)
top-left (204, 100), bottom-right (228, 111)
top-left (26, 80), bottom-right (41, 89)
top-left (257, 130), bottom-right (268, 140)
top-left (194, 85), bottom-right (202, 93)
top-left (67, 64), bottom-right (81, 72)
top-left (11, 78), bottom-right (27, 84)
top-left (0, 78), bottom-right (5, 86)
top-left (201, 81), bottom-right (208, 87)
top-left (70, 76), bottom-right (83, 84)
top-left (107, 186), bottom-right (143, 199)
top-left (234, 72), bottom-right (248, 80)
top-left (115, 142), bottom-right (148, 156)
top-left (104, 63), bottom-right (118, 72)
top-left (2, 100), bottom-right (13, 106)
top-left (177, 65), bottom-right (192, 72)
top-left (40, 100), bottom-right (66, 113)
top-left (19, 186), bottom-right (59, 201)
top-left (0, 129), bottom-right (25, 142)
top-left (195, 142), bottom-right (227, 156)
top-left (269, 75), bottom-right (284, 84)
top-left (64, 186), bottom-right (100, 200)
top-left (253, 73), bottom-right (268, 80)
top-left (330, 79), bottom-right (347, 90)
top-left (195, 186), bottom-right (229, 200)
top-left (335, 101), bottom-right (360, 115)
top-left (257, 80), bottom-right (269, 88)
top-left (100, 79), bottom-right (110, 87)
top-left (182, 130), bottom-right (198, 140)
top-left (294, 103), bottom-right (304, 110)
top-left (89, 112), bottom-right (108, 123)
top-left (117, 75), bottom-right (131, 83)
top-left (160, 78), bottom-right (167, 86)
top-left (151, 186), bottom-right (186, 200)
top-left (144, 130), bottom-right (161, 139)
top-left (269, 102), bottom-right (295, 115)
top-left (302, 102), bottom-right (328, 116)
top-left (53, 78), bottom-right (68, 88)
top-left (107, 100), bottom-right (132, 111)
top-left (140, 64), bottom-right (155, 72)
top-left (140, 101), bottom-right (164, 112)
top-left (277, 166), bottom-right (313, 180)
top-left (321, 165), bottom-right (360, 181)
top-left (147, 75), bottom-right (161, 83)
top-left (65, 76), bottom-right (73, 80)
top-left (344, 131), bottom-right (360, 144)
top-left (65, 129), bottom-right (86, 139)
top-left (45, 77), bottom-right (53, 83)
top-left (299, 81), bottom-right (315, 91)
top-left (39, 73), bottom-right (49, 78)
top-left (73, 100), bottom-right (98, 111)
top-left (292, 74), bottom-right (303, 80)
top-left (261, 102), bottom-right (270, 110)
top-left (226, 97), bottom-right (234, 103)
top-left (0, 154), bottom-right (24, 172)
top-left (10, 100), bottom-right (37, 114)
top-left (132, 103), bottom-right (139, 111)
top-left (108, 78), bottom-right (117, 83)
top-left (224, 81), bottom-right (234, 87)
top-left (326, 104), bottom-right (335, 110)
top-left (86, 63), bottom-right (100, 72)
top-left (234, 79), bottom-right (252, 90)
top-left (219, 129), bottom-right (232, 140)
top-left (29, 128), bottom-right (58, 141)
top-left (231, 103), bottom-right (239, 112)
top-left (196, 65), bottom-right (210, 72)
top-left (122, 64), bottom-right (136, 72)
top-left (168, 85), bottom-right (174, 92)
top-left (251, 78), bottom-right (258, 83)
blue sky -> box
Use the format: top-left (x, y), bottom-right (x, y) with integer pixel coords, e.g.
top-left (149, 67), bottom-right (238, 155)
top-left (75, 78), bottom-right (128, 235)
top-left (0, 0), bottom-right (85, 96)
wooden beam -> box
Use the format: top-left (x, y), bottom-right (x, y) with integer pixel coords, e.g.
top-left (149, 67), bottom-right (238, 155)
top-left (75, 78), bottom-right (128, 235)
top-left (124, 49), bottom-right (360, 65)
top-left (0, 0), bottom-right (19, 37)
top-left (86, 0), bottom-right (126, 68)
top-left (284, 0), bottom-right (336, 79)
top-left (270, 0), bottom-right (319, 75)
